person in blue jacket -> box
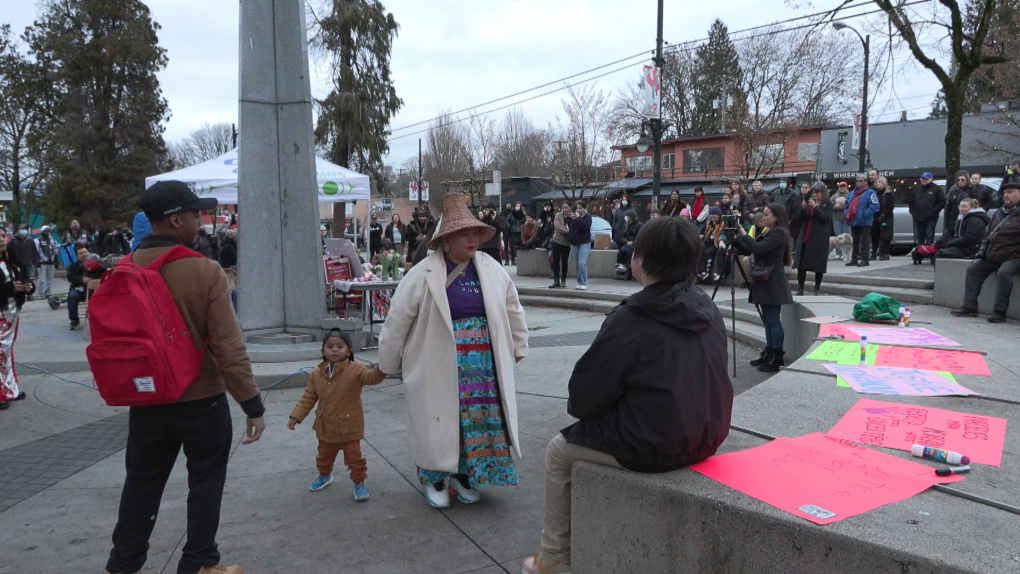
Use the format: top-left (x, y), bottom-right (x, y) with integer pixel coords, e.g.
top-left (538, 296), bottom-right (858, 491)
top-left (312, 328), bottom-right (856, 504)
top-left (843, 175), bottom-right (880, 267)
top-left (130, 212), bottom-right (151, 252)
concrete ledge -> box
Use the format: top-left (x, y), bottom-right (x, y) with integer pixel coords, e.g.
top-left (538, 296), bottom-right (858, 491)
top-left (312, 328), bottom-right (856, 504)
top-left (780, 296), bottom-right (860, 359)
top-left (516, 248), bottom-right (620, 279)
top-left (933, 258), bottom-right (1020, 319)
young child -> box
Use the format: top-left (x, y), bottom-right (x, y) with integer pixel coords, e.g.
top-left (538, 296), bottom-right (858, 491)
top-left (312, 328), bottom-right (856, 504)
top-left (288, 329), bottom-right (385, 500)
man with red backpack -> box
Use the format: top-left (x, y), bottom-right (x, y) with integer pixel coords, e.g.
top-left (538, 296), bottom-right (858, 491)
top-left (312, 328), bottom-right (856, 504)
top-left (101, 180), bottom-right (264, 574)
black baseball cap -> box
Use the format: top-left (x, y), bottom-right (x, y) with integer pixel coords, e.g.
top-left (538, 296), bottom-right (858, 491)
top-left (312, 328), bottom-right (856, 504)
top-left (139, 180), bottom-right (218, 219)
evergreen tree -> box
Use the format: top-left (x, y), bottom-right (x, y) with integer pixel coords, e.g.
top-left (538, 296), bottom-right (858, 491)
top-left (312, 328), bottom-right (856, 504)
top-left (26, 0), bottom-right (169, 229)
top-left (690, 19), bottom-right (745, 137)
top-left (312, 0), bottom-right (402, 199)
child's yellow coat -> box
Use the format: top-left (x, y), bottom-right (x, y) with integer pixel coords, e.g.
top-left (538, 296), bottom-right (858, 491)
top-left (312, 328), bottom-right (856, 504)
top-left (290, 360), bottom-right (385, 443)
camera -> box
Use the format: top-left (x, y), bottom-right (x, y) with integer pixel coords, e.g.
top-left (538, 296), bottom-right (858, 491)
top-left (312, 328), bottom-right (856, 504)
top-left (721, 214), bottom-right (740, 231)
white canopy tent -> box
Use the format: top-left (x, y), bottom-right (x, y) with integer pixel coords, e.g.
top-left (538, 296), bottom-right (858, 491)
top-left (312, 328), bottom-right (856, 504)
top-left (145, 147), bottom-right (372, 257)
top-left (144, 147), bottom-right (370, 204)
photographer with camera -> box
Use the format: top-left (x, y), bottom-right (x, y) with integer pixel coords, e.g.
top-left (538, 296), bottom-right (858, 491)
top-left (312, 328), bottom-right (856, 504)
top-left (732, 203), bottom-right (793, 372)
top-left (566, 202), bottom-right (592, 290)
top-left (794, 182), bottom-right (833, 296)
top-left (477, 203), bottom-right (506, 262)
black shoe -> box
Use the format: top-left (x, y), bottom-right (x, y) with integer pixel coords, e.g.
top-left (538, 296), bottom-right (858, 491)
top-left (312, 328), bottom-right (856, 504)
top-left (879, 254), bottom-right (890, 261)
top-left (951, 307), bottom-right (979, 317)
top-left (548, 282), bottom-right (560, 289)
top-left (750, 347), bottom-right (772, 367)
top-left (845, 260), bottom-right (858, 267)
top-left (987, 313), bottom-right (1007, 323)
top-left (796, 287), bottom-right (804, 296)
top-left (14, 391), bottom-right (26, 401)
top-left (48, 297), bottom-right (60, 310)
top-left (813, 288), bottom-right (820, 296)
top-left (858, 260), bottom-right (870, 267)
top-left (758, 350), bottom-right (785, 372)
top-left (0, 401), bottom-right (8, 410)
top-left (69, 320), bottom-right (80, 330)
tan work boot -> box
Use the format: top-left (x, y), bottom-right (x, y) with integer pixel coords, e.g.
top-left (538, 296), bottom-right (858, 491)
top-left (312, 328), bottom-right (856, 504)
top-left (197, 566), bottom-right (244, 574)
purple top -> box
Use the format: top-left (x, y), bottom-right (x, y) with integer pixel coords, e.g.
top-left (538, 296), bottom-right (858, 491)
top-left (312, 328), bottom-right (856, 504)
top-left (446, 260), bottom-right (486, 320)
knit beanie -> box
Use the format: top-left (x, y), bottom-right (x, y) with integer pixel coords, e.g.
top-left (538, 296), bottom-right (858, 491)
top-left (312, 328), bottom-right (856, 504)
top-left (322, 328), bottom-right (355, 362)
top-left (625, 209), bottom-right (637, 218)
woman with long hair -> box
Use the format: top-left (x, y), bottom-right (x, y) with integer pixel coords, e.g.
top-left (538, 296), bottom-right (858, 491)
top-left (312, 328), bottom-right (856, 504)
top-left (384, 213), bottom-right (408, 257)
top-left (733, 203), bottom-right (793, 372)
top-left (730, 181), bottom-right (749, 223)
top-left (872, 177), bottom-right (896, 261)
top-left (664, 190), bottom-right (686, 218)
top-left (794, 182), bottom-right (833, 296)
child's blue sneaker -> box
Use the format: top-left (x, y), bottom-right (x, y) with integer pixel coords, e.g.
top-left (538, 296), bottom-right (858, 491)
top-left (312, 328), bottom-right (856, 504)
top-left (354, 482), bottom-right (370, 502)
top-left (309, 475), bottom-right (334, 491)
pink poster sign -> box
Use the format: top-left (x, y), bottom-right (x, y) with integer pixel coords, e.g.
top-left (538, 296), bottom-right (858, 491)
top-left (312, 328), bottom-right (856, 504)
top-left (846, 327), bottom-right (961, 347)
top-left (822, 364), bottom-right (977, 397)
top-left (826, 399), bottom-right (1007, 466)
top-left (818, 324), bottom-right (882, 341)
top-left (874, 346), bottom-right (990, 377)
top-left (689, 432), bottom-right (963, 525)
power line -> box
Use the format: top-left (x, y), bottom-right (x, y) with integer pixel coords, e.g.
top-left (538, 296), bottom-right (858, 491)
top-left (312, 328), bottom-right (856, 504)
top-left (387, 0), bottom-right (928, 139)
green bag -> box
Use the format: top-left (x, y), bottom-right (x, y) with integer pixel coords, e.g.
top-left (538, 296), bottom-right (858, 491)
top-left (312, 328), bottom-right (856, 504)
top-left (852, 292), bottom-right (901, 323)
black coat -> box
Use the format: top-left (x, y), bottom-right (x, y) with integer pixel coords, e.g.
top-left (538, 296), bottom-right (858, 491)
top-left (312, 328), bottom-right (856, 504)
top-left (876, 191), bottom-right (896, 241)
top-left (909, 183), bottom-right (946, 223)
top-left (561, 281), bottom-right (733, 471)
top-left (734, 227), bottom-right (794, 306)
top-left (944, 210), bottom-right (990, 257)
top-left (794, 199), bottom-right (833, 273)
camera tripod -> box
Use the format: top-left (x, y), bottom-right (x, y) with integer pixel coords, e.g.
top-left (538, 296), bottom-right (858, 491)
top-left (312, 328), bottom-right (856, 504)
top-left (710, 238), bottom-right (760, 377)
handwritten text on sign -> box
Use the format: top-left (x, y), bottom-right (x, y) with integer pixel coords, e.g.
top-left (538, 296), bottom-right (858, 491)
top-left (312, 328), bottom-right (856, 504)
top-left (826, 399), bottom-right (1007, 466)
top-left (689, 433), bottom-right (963, 525)
top-left (818, 324), bottom-right (882, 341)
top-left (822, 364), bottom-right (977, 397)
top-left (874, 346), bottom-right (990, 376)
top-left (807, 340), bottom-right (878, 365)
top-left (847, 327), bottom-right (961, 347)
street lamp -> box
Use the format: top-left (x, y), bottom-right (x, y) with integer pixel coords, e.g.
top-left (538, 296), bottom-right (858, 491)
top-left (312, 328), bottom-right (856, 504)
top-left (833, 21), bottom-right (870, 173)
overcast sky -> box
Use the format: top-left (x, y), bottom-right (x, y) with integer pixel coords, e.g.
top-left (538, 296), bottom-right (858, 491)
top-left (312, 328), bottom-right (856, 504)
top-left (5, 0), bottom-right (941, 169)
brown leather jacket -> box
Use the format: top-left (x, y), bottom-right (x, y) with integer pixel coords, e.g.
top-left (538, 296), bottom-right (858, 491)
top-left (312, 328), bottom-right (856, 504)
top-left (290, 360), bottom-right (385, 443)
top-left (132, 236), bottom-right (263, 416)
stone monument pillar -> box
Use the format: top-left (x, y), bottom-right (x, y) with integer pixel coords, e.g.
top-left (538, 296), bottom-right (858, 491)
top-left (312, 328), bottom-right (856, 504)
top-left (237, 0), bottom-right (325, 337)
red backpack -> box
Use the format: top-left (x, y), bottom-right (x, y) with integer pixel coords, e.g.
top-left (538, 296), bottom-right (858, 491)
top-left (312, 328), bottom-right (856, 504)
top-left (86, 246), bottom-right (207, 407)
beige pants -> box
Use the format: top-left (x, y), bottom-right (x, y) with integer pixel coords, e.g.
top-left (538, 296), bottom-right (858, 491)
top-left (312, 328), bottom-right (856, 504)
top-left (540, 433), bottom-right (623, 563)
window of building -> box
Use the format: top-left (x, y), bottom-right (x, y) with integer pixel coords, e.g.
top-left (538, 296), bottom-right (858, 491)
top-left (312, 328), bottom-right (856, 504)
top-left (662, 153), bottom-right (676, 169)
top-left (748, 143), bottom-right (785, 172)
top-left (682, 148), bottom-right (724, 173)
top-left (625, 155), bottom-right (653, 172)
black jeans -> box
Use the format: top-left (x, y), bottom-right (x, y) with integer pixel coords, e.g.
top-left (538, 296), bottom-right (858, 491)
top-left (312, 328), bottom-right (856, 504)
top-left (963, 258), bottom-right (1020, 314)
top-left (106, 394), bottom-right (233, 574)
top-left (850, 226), bottom-right (872, 262)
top-left (551, 243), bottom-right (570, 283)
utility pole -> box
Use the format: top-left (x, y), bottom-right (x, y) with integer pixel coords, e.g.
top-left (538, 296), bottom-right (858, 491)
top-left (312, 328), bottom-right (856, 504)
top-left (417, 138), bottom-right (423, 210)
top-left (651, 0), bottom-right (664, 210)
top-left (860, 34), bottom-right (870, 172)
top-left (232, 123), bottom-right (237, 148)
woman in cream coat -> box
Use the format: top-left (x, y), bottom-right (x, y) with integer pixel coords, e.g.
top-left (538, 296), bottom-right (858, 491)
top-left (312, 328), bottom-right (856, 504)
top-left (379, 193), bottom-right (528, 509)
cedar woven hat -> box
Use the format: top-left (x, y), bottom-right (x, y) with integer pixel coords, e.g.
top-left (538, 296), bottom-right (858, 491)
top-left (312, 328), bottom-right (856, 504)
top-left (427, 193), bottom-right (495, 250)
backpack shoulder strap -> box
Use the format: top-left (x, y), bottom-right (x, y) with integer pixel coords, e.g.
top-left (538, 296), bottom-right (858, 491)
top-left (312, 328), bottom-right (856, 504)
top-left (147, 245), bottom-right (204, 272)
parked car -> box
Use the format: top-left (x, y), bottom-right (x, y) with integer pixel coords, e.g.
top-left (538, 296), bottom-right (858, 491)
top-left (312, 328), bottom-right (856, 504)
top-left (891, 177), bottom-right (1001, 253)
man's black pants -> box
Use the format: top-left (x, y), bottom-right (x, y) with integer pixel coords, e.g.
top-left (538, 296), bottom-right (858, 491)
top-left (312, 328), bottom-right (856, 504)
top-left (106, 394), bottom-right (233, 574)
top-left (963, 258), bottom-right (1020, 315)
top-left (850, 225), bottom-right (872, 263)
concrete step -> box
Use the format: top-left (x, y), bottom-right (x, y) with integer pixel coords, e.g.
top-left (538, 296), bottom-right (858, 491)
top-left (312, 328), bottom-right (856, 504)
top-left (815, 282), bottom-right (934, 305)
top-left (785, 269), bottom-right (933, 290)
top-left (519, 292), bottom-right (766, 349)
top-left (517, 286), bottom-right (629, 303)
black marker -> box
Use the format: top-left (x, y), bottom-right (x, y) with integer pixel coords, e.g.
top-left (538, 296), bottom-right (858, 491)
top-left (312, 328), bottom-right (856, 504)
top-left (935, 466), bottom-right (971, 477)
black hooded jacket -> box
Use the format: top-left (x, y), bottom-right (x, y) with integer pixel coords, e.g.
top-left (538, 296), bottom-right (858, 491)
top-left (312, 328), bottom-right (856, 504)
top-left (945, 210), bottom-right (990, 257)
top-left (561, 281), bottom-right (734, 472)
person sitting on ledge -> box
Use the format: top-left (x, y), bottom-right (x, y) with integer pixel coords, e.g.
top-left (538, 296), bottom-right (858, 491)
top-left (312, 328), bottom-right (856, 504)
top-left (952, 182), bottom-right (1020, 323)
top-left (518, 213), bottom-right (540, 249)
top-left (934, 198), bottom-right (988, 261)
top-left (522, 216), bottom-right (734, 574)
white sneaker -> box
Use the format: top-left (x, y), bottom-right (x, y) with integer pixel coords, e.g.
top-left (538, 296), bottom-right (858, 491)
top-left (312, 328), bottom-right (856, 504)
top-left (449, 475), bottom-right (481, 504)
top-left (425, 479), bottom-right (450, 508)
top-left (574, 284), bottom-right (582, 290)
top-left (579, 284), bottom-right (587, 290)
top-left (616, 264), bottom-right (626, 270)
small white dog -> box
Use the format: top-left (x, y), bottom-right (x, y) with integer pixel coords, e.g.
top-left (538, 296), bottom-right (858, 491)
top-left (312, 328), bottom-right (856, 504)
top-left (828, 233), bottom-right (853, 261)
